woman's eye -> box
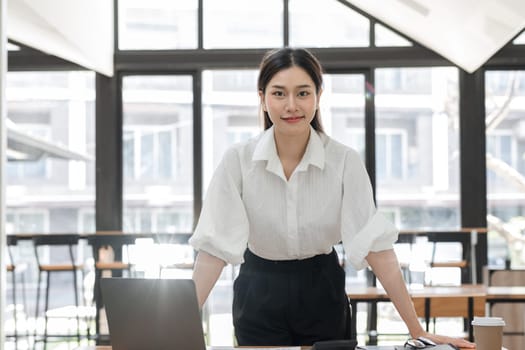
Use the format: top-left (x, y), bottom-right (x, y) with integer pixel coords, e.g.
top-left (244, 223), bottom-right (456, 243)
top-left (272, 91), bottom-right (284, 97)
top-left (298, 91), bottom-right (310, 97)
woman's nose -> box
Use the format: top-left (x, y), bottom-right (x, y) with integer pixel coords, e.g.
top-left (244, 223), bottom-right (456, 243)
top-left (286, 95), bottom-right (298, 111)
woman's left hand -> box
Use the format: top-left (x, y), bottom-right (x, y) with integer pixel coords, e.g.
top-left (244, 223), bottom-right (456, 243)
top-left (414, 332), bottom-right (476, 348)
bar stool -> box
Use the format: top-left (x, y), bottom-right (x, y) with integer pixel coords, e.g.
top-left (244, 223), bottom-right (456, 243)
top-left (6, 235), bottom-right (29, 349)
top-left (87, 233), bottom-right (136, 342)
top-left (33, 234), bottom-right (84, 349)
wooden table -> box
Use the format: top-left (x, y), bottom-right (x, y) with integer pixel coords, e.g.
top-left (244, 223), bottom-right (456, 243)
top-left (347, 284), bottom-right (488, 342)
top-left (74, 347), bottom-right (395, 350)
top-left (486, 286), bottom-right (525, 303)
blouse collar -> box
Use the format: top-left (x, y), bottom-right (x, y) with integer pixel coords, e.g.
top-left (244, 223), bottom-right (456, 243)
top-left (252, 126), bottom-right (325, 177)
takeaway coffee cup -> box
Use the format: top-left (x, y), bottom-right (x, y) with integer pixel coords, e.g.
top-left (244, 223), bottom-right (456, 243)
top-left (471, 316), bottom-right (505, 350)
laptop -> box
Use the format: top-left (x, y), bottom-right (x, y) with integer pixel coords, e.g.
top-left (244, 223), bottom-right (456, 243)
top-left (101, 278), bottom-right (207, 350)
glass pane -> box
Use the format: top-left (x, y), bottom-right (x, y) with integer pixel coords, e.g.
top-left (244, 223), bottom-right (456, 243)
top-left (321, 73), bottom-right (367, 288)
top-left (513, 30), bottom-right (525, 45)
top-left (375, 67), bottom-right (460, 230)
top-left (203, 0), bottom-right (282, 49)
top-left (118, 0), bottom-right (198, 50)
top-left (122, 75), bottom-right (194, 233)
top-left (202, 70), bottom-right (260, 191)
top-left (7, 42), bottom-right (20, 51)
top-left (375, 23), bottom-right (412, 47)
top-left (485, 70), bottom-right (525, 268)
top-left (290, 0), bottom-right (369, 47)
top-left (321, 74), bottom-right (366, 162)
top-left (6, 71), bottom-right (96, 233)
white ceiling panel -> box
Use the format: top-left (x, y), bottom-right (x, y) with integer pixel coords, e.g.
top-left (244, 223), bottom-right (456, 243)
top-left (347, 0), bottom-right (525, 72)
top-left (7, 0), bottom-right (114, 76)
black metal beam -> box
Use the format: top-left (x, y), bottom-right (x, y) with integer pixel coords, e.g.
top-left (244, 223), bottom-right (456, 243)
top-left (459, 68), bottom-right (487, 283)
top-left (95, 73), bottom-right (123, 231)
top-left (8, 50), bottom-right (83, 71)
top-left (192, 71), bottom-right (203, 230)
top-left (114, 46), bottom-right (450, 72)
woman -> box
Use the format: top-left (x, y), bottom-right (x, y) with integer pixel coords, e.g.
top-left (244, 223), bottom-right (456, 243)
top-left (190, 47), bottom-right (475, 348)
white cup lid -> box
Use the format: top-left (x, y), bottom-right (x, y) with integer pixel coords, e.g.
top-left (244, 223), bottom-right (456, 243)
top-left (471, 316), bottom-right (506, 326)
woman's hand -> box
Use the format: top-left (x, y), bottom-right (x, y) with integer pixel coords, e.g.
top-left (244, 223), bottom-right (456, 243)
top-left (412, 331), bottom-right (476, 348)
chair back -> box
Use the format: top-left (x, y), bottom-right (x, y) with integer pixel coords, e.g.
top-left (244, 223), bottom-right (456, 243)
top-left (32, 234), bottom-right (81, 268)
top-left (6, 235), bottom-right (17, 268)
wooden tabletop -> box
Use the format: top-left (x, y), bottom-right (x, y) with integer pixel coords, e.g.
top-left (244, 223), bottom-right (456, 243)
top-left (486, 286), bottom-right (525, 300)
top-left (74, 346), bottom-right (484, 350)
top-left (347, 284), bottom-right (525, 299)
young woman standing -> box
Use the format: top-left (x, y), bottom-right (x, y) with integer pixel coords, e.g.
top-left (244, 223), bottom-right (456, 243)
top-left (190, 47), bottom-right (475, 348)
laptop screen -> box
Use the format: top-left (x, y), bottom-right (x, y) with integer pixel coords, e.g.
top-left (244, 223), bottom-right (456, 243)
top-left (101, 278), bottom-right (207, 350)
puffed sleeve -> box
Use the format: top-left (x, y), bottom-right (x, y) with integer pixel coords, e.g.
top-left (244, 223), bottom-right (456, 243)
top-left (189, 148), bottom-right (249, 265)
top-left (340, 149), bottom-right (399, 270)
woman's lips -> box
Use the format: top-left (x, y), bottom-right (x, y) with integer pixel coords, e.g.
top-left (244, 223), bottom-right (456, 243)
top-left (281, 116), bottom-right (304, 123)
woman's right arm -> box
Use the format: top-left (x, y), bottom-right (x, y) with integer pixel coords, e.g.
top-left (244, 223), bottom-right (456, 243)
top-left (192, 250), bottom-right (227, 308)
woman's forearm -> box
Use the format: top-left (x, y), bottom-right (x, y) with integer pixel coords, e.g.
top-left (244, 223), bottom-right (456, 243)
top-left (192, 250), bottom-right (226, 308)
top-left (365, 249), bottom-right (425, 338)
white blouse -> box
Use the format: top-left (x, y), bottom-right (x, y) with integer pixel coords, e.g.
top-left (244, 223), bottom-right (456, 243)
top-left (189, 126), bottom-right (398, 270)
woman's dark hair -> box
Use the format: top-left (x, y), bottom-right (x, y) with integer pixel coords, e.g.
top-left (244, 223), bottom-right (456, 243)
top-left (258, 47), bottom-right (324, 132)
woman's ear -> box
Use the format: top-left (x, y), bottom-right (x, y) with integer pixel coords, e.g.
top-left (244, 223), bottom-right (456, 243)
top-left (258, 90), bottom-right (267, 112)
top-left (316, 88), bottom-right (323, 109)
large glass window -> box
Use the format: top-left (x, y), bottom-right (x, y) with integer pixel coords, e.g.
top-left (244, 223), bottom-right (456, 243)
top-left (118, 0), bottom-right (198, 50)
top-left (202, 70), bottom-right (260, 191)
top-left (513, 30), bottom-right (525, 45)
top-left (375, 67), bottom-right (460, 229)
top-left (289, 0), bottom-right (369, 47)
top-left (122, 75), bottom-right (194, 233)
top-left (485, 70), bottom-right (525, 268)
top-left (321, 74), bottom-right (366, 160)
top-left (203, 0), bottom-right (283, 49)
top-left (375, 23), bottom-right (412, 47)
top-left (6, 71), bottom-right (96, 233)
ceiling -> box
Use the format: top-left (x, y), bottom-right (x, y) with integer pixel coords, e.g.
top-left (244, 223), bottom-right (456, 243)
top-left (7, 0), bottom-right (113, 76)
top-left (347, 0), bottom-right (525, 73)
top-left (6, 1), bottom-right (525, 75)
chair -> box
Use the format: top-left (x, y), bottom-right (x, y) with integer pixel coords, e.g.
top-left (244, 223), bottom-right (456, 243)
top-left (32, 234), bottom-right (84, 349)
top-left (6, 235), bottom-right (29, 348)
top-left (86, 232), bottom-right (136, 342)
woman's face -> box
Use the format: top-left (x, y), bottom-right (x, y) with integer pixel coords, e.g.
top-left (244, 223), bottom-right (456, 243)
top-left (260, 66), bottom-right (321, 138)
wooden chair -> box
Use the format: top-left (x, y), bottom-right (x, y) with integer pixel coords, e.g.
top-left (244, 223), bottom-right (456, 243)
top-left (33, 234), bottom-right (84, 349)
top-left (6, 235), bottom-right (29, 348)
top-left (87, 232), bottom-right (137, 341)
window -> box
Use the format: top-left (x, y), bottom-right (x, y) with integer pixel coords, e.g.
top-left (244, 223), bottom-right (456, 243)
top-left (118, 0), bottom-right (198, 50)
top-left (376, 130), bottom-right (407, 182)
top-left (123, 208), bottom-right (192, 233)
top-left (486, 132), bottom-right (517, 189)
top-left (124, 127), bottom-right (178, 181)
top-left (203, 0), bottom-right (282, 49)
top-left (7, 125), bottom-right (51, 180)
top-left (122, 75), bottom-right (194, 233)
top-left (289, 0), bottom-right (369, 47)
top-left (202, 70), bottom-right (260, 191)
top-left (375, 67), bottom-right (460, 230)
top-left (6, 71), bottom-right (96, 234)
top-left (485, 70), bottom-right (525, 267)
top-left (513, 30), bottom-right (525, 45)
top-left (321, 73), bottom-right (366, 161)
top-left (374, 23), bottom-right (412, 47)
top-left (78, 210), bottom-right (95, 233)
top-left (5, 210), bottom-right (48, 234)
